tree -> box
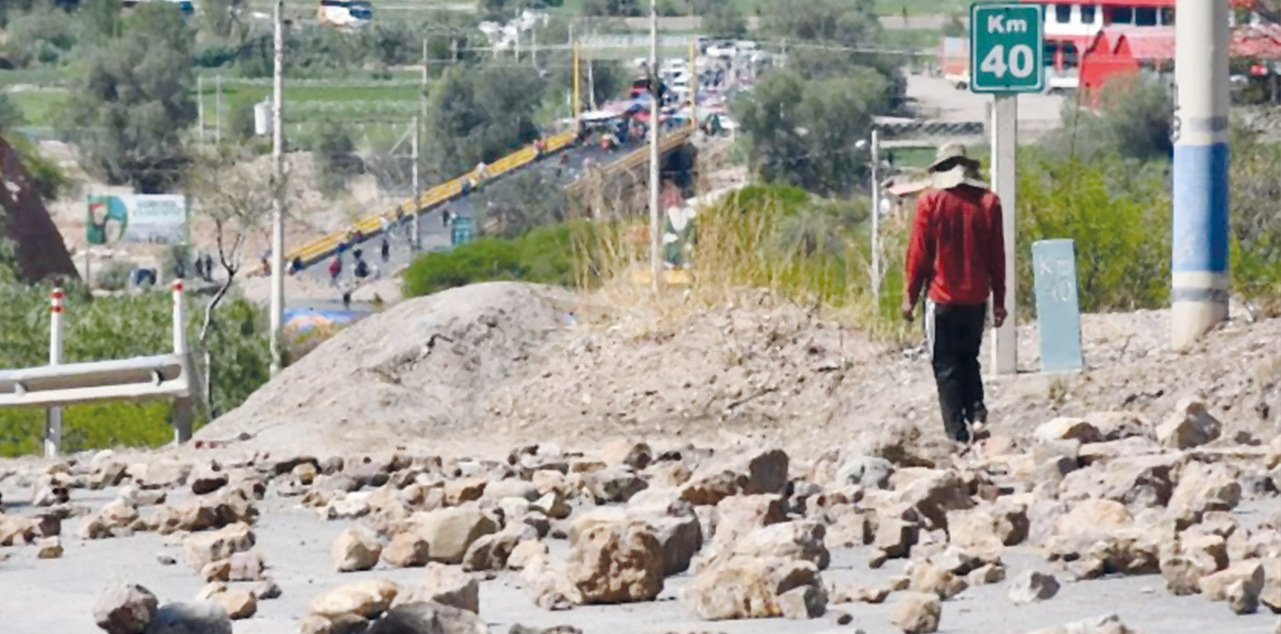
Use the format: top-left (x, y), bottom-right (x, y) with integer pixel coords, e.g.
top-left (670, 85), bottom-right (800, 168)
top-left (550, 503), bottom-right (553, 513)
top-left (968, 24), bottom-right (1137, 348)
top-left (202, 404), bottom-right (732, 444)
top-left (733, 68), bottom-right (889, 194)
top-left (702, 1), bottom-right (747, 39)
top-left (581, 0), bottom-right (641, 17)
top-left (186, 148), bottom-right (283, 416)
top-left (61, 2), bottom-right (195, 192)
top-left (424, 64), bottom-right (544, 180)
top-left (312, 119), bottom-right (362, 196)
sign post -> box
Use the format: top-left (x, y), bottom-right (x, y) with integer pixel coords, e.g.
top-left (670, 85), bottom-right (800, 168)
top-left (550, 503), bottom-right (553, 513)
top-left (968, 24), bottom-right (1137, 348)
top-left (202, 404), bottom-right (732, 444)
top-left (970, 3), bottom-right (1043, 376)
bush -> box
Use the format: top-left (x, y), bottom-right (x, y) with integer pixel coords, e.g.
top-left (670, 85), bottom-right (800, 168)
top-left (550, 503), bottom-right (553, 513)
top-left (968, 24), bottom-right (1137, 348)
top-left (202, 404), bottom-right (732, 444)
top-left (402, 223), bottom-right (578, 298)
top-left (192, 40), bottom-right (238, 68)
top-left (4, 2), bottom-right (78, 67)
top-left (312, 119), bottom-right (362, 196)
top-left (95, 260), bottom-right (133, 290)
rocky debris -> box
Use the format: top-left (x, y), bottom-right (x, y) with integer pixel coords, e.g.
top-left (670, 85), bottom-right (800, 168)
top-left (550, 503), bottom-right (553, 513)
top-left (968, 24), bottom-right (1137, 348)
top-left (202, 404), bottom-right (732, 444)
top-left (137, 461), bottom-right (193, 490)
top-left (507, 540), bottom-right (549, 571)
top-left (94, 583), bottom-right (159, 634)
top-left (143, 601), bottom-right (232, 634)
top-left (189, 467), bottom-right (229, 496)
top-left (205, 587), bottom-right (256, 621)
top-left (398, 562), bottom-right (480, 614)
top-left (1058, 455), bottom-right (1178, 508)
top-left (1157, 397), bottom-right (1222, 449)
top-left (1201, 560), bottom-right (1265, 612)
top-left (412, 504), bottom-right (498, 565)
top-left (585, 466), bottom-right (648, 504)
top-left (530, 492), bottom-right (571, 520)
top-left (967, 562), bottom-right (1007, 586)
top-left (366, 601), bottom-right (487, 634)
top-left (149, 489), bottom-right (257, 535)
top-left (600, 440), bottom-right (653, 470)
top-left (684, 556), bottom-right (826, 620)
top-left (946, 500), bottom-right (1029, 551)
top-left (90, 460), bottom-right (130, 490)
top-left (1085, 412), bottom-right (1154, 442)
top-left (226, 551), bottom-right (266, 582)
top-left (889, 468), bottom-right (974, 532)
top-left (702, 494), bottom-right (785, 557)
top-left (201, 561), bottom-right (231, 583)
top-left (252, 580), bottom-right (282, 601)
top-left (521, 554), bottom-right (582, 609)
top-left (383, 531), bottom-right (432, 568)
top-left (462, 526), bottom-right (530, 572)
top-left (905, 561), bottom-right (968, 600)
top-left (32, 473), bottom-right (71, 507)
top-left (308, 579), bottom-right (400, 621)
top-left (834, 583), bottom-right (892, 604)
top-left (704, 520), bottom-right (830, 571)
top-left (834, 454), bottom-right (895, 489)
top-left (36, 536), bottom-right (63, 559)
top-left (1023, 613), bottom-right (1140, 634)
top-left (1008, 570), bottom-right (1061, 604)
top-left (332, 525), bottom-right (383, 572)
top-left (1168, 461), bottom-right (1242, 530)
top-left (873, 505), bottom-right (922, 560)
top-left (1035, 418), bottom-right (1102, 445)
top-left (566, 520), bottom-right (665, 604)
top-left (80, 500), bottom-right (144, 539)
top-left (891, 592), bottom-right (941, 634)
top-left (1161, 534), bottom-right (1229, 595)
top-left (183, 523), bottom-right (255, 571)
top-left (680, 448), bottom-right (789, 506)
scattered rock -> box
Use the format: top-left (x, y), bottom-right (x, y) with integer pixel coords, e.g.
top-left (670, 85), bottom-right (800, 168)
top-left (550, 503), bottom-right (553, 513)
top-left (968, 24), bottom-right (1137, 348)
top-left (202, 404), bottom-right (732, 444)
top-left (834, 583), bottom-right (891, 604)
top-left (600, 439), bottom-right (653, 470)
top-left (228, 551), bottom-right (266, 582)
top-left (1008, 571), bottom-right (1060, 604)
top-left (183, 523), bottom-right (255, 572)
top-left (366, 601), bottom-right (487, 634)
top-left (189, 468), bottom-right (228, 496)
top-left (80, 500), bottom-right (143, 540)
top-left (680, 448), bottom-right (789, 506)
top-left (308, 579), bottom-right (400, 620)
top-left (1156, 397), bottom-right (1222, 449)
top-left (201, 560), bottom-right (231, 583)
top-left (907, 561), bottom-right (968, 600)
top-left (36, 536), bottom-right (63, 559)
top-left (1201, 561), bottom-right (1265, 605)
top-left (413, 505), bottom-right (498, 565)
top-left (383, 531), bottom-right (432, 568)
top-left (1168, 462), bottom-right (1242, 530)
top-left (1229, 578), bottom-right (1262, 615)
top-left (684, 556), bottom-right (826, 620)
top-left (507, 540), bottom-right (549, 571)
top-left (1035, 418), bottom-right (1102, 445)
top-left (1022, 613), bottom-right (1140, 634)
top-left (891, 592), bottom-right (941, 634)
top-left (332, 525), bottom-right (383, 572)
top-left (835, 454), bottom-right (895, 489)
top-left (252, 580), bottom-right (282, 601)
top-left (946, 501), bottom-right (1028, 551)
top-left (142, 601), bottom-right (232, 634)
top-left (566, 520), bottom-right (665, 604)
top-left (709, 520), bottom-right (830, 571)
top-left (213, 589), bottom-right (256, 620)
top-left (406, 563), bottom-right (480, 614)
top-left (94, 583), bottom-right (159, 634)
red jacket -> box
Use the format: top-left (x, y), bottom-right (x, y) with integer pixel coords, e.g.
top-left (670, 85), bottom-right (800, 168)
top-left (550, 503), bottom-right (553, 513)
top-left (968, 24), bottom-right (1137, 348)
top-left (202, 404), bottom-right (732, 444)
top-left (904, 185), bottom-right (1006, 307)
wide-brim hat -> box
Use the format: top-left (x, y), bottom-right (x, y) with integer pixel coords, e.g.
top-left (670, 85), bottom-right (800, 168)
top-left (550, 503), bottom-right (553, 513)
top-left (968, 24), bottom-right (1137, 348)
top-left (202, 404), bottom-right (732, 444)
top-left (928, 143), bottom-right (986, 190)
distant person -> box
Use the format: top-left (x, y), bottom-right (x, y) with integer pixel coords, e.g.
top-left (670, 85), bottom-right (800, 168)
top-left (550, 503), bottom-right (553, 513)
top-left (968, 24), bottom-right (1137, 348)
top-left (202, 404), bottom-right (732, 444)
top-left (354, 256), bottom-right (370, 281)
top-left (290, 256), bottom-right (304, 275)
top-left (380, 235), bottom-right (390, 263)
top-left (328, 255), bottom-right (342, 286)
top-left (203, 253), bottom-right (214, 281)
top-left (901, 143), bottom-right (1006, 449)
top-left (193, 253), bottom-right (206, 281)
top-left (475, 160), bottom-right (488, 180)
top-left (342, 290), bottom-right (352, 310)
top-left (534, 137), bottom-right (545, 155)
top-left (260, 250), bottom-right (270, 276)
top-left (442, 209), bottom-right (452, 228)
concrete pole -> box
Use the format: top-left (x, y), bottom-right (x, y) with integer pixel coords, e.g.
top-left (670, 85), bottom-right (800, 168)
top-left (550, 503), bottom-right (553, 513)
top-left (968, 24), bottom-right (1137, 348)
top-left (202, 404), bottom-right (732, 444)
top-left (269, 0), bottom-right (285, 376)
top-left (412, 116), bottom-right (421, 252)
top-left (870, 128), bottom-right (881, 304)
top-left (689, 38), bottom-right (697, 130)
top-left (421, 38), bottom-right (428, 126)
top-left (531, 24), bottom-right (537, 69)
top-left (172, 279), bottom-right (186, 355)
top-left (648, 0), bottom-right (662, 289)
top-left (1172, 0), bottom-right (1231, 351)
top-left (45, 285), bottom-right (64, 458)
top-left (991, 95), bottom-right (1018, 375)
top-left (571, 27), bottom-right (581, 122)
top-left (172, 279), bottom-right (192, 443)
top-left (197, 75), bottom-right (205, 143)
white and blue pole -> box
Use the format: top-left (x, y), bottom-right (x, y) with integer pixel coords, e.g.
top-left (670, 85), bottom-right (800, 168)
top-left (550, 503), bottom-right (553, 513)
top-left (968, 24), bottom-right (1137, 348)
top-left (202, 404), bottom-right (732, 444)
top-left (1172, 0), bottom-right (1230, 351)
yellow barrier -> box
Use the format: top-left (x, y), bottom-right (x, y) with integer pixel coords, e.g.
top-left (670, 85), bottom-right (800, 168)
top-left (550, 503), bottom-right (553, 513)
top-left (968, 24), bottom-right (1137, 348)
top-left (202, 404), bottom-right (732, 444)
top-left (289, 130), bottom-right (577, 266)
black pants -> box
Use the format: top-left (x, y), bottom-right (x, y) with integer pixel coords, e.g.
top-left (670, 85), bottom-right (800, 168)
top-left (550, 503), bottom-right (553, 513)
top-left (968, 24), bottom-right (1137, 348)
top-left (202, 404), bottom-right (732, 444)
top-left (926, 301), bottom-right (987, 442)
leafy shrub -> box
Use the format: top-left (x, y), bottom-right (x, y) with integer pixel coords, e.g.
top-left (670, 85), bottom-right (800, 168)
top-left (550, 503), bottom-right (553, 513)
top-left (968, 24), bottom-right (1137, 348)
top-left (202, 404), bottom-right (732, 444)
top-left (312, 119), bottom-right (362, 196)
top-left (95, 260), bottom-right (134, 290)
top-left (4, 3), bottom-right (78, 67)
top-left (192, 40), bottom-right (238, 68)
top-left (402, 223), bottom-right (578, 298)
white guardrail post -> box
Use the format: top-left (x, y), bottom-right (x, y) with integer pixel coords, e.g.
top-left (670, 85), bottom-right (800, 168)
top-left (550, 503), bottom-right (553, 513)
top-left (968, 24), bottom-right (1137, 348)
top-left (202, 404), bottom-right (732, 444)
top-left (45, 284), bottom-right (64, 457)
top-left (172, 279), bottom-right (194, 443)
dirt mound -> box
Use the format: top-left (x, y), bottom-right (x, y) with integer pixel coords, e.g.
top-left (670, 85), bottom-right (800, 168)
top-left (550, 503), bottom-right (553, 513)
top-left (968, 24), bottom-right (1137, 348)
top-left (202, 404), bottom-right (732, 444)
top-left (205, 279), bottom-right (1281, 462)
top-left (200, 282), bottom-right (576, 454)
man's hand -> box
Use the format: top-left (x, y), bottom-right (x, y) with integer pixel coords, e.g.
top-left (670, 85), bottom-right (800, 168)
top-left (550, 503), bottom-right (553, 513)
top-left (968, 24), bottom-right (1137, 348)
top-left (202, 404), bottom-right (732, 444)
top-left (900, 299), bottom-right (916, 323)
top-left (993, 305), bottom-right (1008, 328)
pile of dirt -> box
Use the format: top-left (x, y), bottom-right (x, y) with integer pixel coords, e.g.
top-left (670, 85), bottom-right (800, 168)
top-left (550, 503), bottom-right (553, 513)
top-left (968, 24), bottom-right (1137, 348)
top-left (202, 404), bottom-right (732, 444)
top-left (203, 280), bottom-right (1281, 461)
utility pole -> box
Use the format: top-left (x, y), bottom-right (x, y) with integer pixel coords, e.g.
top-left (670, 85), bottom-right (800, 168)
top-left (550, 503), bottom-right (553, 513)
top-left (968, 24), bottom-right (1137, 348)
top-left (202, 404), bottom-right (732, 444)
top-left (648, 0), bottom-right (661, 289)
top-left (420, 38), bottom-right (429, 130)
top-left (586, 42), bottom-right (597, 110)
top-left (870, 128), bottom-right (881, 304)
top-left (531, 23), bottom-right (537, 69)
top-left (197, 75), bottom-right (205, 142)
top-left (689, 38), bottom-right (697, 130)
top-left (571, 24), bottom-right (581, 122)
top-left (451, 38), bottom-right (458, 63)
top-left (215, 75), bottom-right (223, 144)
top-left (1171, 0), bottom-right (1230, 350)
top-left (412, 115), bottom-right (421, 252)
top-left (269, 0), bottom-right (285, 376)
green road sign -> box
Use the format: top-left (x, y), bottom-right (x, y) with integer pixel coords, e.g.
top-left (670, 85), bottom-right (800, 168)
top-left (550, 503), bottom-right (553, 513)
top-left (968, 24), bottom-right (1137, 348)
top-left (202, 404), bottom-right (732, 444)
top-left (970, 3), bottom-right (1044, 94)
top-left (450, 217), bottom-right (475, 246)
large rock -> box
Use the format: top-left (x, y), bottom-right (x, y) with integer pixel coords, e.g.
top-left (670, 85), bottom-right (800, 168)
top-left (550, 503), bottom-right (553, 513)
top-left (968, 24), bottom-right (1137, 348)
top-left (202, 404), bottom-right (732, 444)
top-left (680, 448), bottom-right (789, 506)
top-left (1023, 614), bottom-right (1141, 634)
top-left (638, 512), bottom-right (702, 576)
top-left (183, 523), bottom-right (255, 571)
top-left (1157, 397), bottom-right (1222, 449)
top-left (366, 601), bottom-right (487, 634)
top-left (461, 526), bottom-right (531, 572)
top-left (0, 513), bottom-right (38, 546)
top-left (383, 532), bottom-right (432, 568)
top-left (683, 556), bottom-right (826, 620)
top-left (600, 439), bottom-right (653, 470)
top-left (1200, 561), bottom-right (1265, 604)
top-left (398, 563), bottom-right (480, 614)
top-left (80, 500), bottom-right (143, 540)
top-left (874, 504), bottom-right (922, 559)
top-left (892, 592), bottom-right (941, 634)
top-left (412, 505), bottom-right (498, 565)
top-left (1058, 456), bottom-right (1178, 508)
top-left (1035, 418), bottom-right (1102, 445)
top-left (94, 583), bottom-right (159, 634)
top-left (835, 454), bottom-right (895, 489)
top-left (142, 602), bottom-right (231, 634)
top-left (906, 561), bottom-right (968, 600)
top-left (891, 469), bottom-right (974, 531)
top-left (308, 579), bottom-right (400, 620)
top-left (332, 525), bottom-right (383, 572)
top-left (566, 521), bottom-right (665, 604)
top-left (705, 494), bottom-right (785, 554)
top-left (189, 467), bottom-right (229, 495)
top-left (710, 520), bottom-right (830, 571)
top-left (946, 500), bottom-right (1029, 551)
top-left (1160, 534), bottom-right (1228, 595)
top-left (521, 554), bottom-right (582, 609)
top-left (212, 589), bottom-right (256, 620)
top-left (1084, 412), bottom-right (1154, 442)
top-left (585, 466), bottom-right (648, 504)
top-left (1008, 570), bottom-right (1061, 604)
top-left (1168, 461), bottom-right (1242, 530)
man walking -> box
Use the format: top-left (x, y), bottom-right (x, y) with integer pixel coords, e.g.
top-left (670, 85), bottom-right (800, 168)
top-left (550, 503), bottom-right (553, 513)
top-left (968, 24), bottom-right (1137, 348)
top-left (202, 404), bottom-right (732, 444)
top-left (901, 143), bottom-right (1007, 446)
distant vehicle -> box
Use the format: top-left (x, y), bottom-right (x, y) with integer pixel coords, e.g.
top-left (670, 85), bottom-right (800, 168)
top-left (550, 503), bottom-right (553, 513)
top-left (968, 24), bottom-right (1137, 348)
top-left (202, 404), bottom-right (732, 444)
top-left (706, 42), bottom-right (735, 58)
top-left (121, 0), bottom-right (195, 16)
top-left (318, 0), bottom-right (373, 27)
top-left (938, 37), bottom-right (969, 90)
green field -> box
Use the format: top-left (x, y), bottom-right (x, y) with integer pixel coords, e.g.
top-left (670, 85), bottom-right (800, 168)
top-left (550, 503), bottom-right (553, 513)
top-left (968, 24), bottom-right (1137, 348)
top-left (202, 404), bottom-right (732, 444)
top-left (5, 88), bottom-right (68, 127)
